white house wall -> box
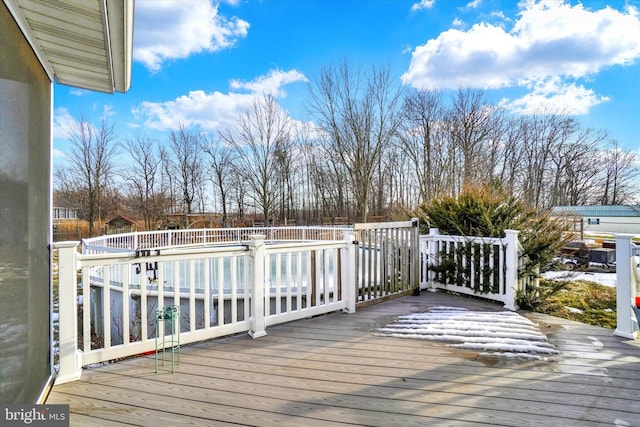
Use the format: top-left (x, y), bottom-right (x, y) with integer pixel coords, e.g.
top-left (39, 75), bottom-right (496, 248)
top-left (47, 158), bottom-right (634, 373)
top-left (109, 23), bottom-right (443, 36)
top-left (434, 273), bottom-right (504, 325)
top-left (583, 217), bottom-right (640, 236)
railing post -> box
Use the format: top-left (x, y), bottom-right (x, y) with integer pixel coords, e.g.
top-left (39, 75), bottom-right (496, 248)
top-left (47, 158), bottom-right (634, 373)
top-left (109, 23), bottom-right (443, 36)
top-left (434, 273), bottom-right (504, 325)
top-left (54, 241), bottom-right (83, 384)
top-left (615, 234), bottom-right (638, 339)
top-left (503, 230), bottom-right (519, 311)
top-left (426, 228), bottom-right (439, 292)
top-left (249, 235), bottom-right (267, 338)
top-left (410, 218), bottom-right (420, 291)
top-left (342, 230), bottom-right (357, 313)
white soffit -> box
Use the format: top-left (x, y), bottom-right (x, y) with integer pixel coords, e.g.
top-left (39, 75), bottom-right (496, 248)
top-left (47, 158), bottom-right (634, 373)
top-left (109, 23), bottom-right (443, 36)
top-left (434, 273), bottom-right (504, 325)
top-left (5, 0), bottom-right (133, 93)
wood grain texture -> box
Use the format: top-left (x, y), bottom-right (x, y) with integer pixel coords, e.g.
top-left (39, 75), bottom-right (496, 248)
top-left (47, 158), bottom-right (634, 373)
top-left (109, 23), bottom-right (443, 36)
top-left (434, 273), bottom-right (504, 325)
top-left (47, 291), bottom-right (640, 426)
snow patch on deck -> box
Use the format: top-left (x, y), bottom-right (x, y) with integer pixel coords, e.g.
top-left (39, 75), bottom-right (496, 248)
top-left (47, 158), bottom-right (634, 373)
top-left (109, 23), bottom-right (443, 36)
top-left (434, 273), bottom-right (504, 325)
top-left (377, 306), bottom-right (559, 360)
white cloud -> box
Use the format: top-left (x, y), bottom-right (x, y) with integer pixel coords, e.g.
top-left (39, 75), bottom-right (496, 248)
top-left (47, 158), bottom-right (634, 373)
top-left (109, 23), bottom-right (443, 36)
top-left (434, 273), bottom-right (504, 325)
top-left (402, 0), bottom-right (640, 114)
top-left (500, 77), bottom-right (610, 115)
top-left (134, 0), bottom-right (249, 72)
top-left (230, 69), bottom-right (308, 97)
top-left (53, 106), bottom-right (117, 142)
top-left (52, 148), bottom-right (67, 159)
top-left (102, 105), bottom-right (114, 119)
top-left (489, 10), bottom-right (508, 22)
top-left (52, 108), bottom-right (76, 140)
top-left (132, 69), bottom-right (307, 131)
top-left (411, 0), bottom-right (435, 11)
top-left (132, 90), bottom-right (252, 131)
top-left (69, 88), bottom-right (90, 96)
top-left (465, 0), bottom-right (481, 9)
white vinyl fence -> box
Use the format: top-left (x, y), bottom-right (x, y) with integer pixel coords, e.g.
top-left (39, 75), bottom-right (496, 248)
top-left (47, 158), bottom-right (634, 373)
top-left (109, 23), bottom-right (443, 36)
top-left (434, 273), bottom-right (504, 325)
top-left (55, 231), bottom-right (357, 384)
top-left (354, 220), bottom-right (420, 304)
top-left (614, 234), bottom-right (640, 339)
top-left (55, 222), bottom-right (537, 385)
top-left (419, 228), bottom-right (536, 311)
top-left (82, 226), bottom-right (351, 254)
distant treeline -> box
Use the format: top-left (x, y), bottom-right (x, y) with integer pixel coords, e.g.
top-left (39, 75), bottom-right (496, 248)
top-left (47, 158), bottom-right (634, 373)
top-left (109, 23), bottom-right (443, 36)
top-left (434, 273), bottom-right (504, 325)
top-left (54, 64), bottom-right (638, 235)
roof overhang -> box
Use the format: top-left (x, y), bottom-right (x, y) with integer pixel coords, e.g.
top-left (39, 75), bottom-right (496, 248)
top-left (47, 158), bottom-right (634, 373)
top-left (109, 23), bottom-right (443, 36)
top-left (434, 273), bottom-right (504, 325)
top-left (4, 0), bottom-right (134, 94)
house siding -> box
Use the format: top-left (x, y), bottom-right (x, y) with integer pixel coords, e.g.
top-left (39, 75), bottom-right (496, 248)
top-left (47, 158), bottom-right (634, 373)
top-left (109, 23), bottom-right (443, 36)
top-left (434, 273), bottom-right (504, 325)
top-left (1, 2), bottom-right (52, 404)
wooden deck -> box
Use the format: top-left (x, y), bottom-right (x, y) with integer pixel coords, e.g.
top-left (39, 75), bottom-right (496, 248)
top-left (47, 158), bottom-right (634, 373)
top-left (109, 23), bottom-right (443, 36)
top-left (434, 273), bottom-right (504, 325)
top-left (46, 291), bottom-right (640, 426)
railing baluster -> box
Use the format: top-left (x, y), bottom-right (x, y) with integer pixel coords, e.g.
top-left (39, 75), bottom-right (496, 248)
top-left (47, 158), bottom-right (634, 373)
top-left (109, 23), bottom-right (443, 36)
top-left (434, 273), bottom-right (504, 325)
top-left (203, 258), bottom-right (211, 328)
top-left (249, 235), bottom-right (267, 338)
top-left (122, 263), bottom-right (130, 346)
top-left (103, 267), bottom-right (111, 350)
top-left (230, 256), bottom-right (237, 323)
top-left (285, 252), bottom-right (292, 312)
top-left (82, 268), bottom-right (91, 352)
top-left (275, 253), bottom-right (282, 315)
top-left (140, 263), bottom-right (148, 342)
top-left (296, 251), bottom-right (303, 311)
top-left (217, 257), bottom-right (224, 327)
top-left (189, 260), bottom-right (196, 332)
top-left (59, 226), bottom-right (420, 372)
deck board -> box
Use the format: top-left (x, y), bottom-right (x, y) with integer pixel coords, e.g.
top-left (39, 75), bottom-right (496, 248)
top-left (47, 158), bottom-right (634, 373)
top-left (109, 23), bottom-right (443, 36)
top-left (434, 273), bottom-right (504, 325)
top-left (47, 291), bottom-right (640, 426)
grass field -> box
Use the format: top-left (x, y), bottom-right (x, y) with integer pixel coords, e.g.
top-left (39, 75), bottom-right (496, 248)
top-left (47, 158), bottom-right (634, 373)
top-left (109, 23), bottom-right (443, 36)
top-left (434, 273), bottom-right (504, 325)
top-left (530, 278), bottom-right (618, 329)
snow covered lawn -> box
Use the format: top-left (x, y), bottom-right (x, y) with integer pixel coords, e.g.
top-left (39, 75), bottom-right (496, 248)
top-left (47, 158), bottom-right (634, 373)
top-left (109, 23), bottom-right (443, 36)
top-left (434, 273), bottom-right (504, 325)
top-left (542, 271), bottom-right (616, 287)
top-left (377, 306), bottom-right (559, 360)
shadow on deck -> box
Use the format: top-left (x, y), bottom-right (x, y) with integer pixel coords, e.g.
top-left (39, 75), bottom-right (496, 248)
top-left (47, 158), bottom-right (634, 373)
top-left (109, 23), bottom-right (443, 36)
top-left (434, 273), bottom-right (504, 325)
top-left (46, 291), bottom-right (640, 426)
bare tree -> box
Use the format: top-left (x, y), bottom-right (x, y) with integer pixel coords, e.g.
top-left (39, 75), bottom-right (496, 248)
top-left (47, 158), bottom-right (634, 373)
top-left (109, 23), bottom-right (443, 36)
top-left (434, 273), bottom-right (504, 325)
top-left (274, 132), bottom-right (298, 223)
top-left (306, 61), bottom-right (404, 221)
top-left (494, 116), bottom-right (527, 197)
top-left (56, 117), bottom-right (118, 236)
top-left (512, 113), bottom-right (577, 209)
top-left (167, 125), bottom-right (204, 220)
top-left (201, 135), bottom-right (234, 226)
top-left (219, 95), bottom-right (292, 224)
top-left (229, 173), bottom-right (247, 222)
top-left (445, 89), bottom-right (502, 191)
top-left (398, 88), bottom-right (445, 203)
top-left (158, 146), bottom-right (176, 217)
top-left (546, 126), bottom-right (605, 207)
top-left (295, 123), bottom-right (323, 224)
top-left (598, 139), bottom-right (639, 205)
top-left (121, 135), bottom-right (167, 230)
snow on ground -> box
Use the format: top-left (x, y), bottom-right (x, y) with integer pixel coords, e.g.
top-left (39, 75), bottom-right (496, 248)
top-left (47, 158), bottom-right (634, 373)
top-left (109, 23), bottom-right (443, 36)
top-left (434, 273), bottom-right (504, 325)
top-left (377, 306), bottom-right (559, 360)
top-left (542, 271), bottom-right (617, 287)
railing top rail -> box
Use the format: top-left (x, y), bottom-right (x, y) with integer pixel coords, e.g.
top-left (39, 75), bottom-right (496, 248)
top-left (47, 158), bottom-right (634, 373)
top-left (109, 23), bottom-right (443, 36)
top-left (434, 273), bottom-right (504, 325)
top-left (79, 242), bottom-right (250, 259)
top-left (81, 226), bottom-right (354, 254)
top-left (354, 220), bottom-right (415, 230)
top-left (80, 238), bottom-right (349, 260)
top-left (76, 244), bottom-right (251, 268)
top-left (265, 240), bottom-right (348, 253)
top-left (420, 233), bottom-right (505, 245)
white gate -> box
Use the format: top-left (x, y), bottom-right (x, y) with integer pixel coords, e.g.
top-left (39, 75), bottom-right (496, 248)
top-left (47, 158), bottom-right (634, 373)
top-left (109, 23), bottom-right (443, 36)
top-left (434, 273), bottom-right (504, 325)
top-left (354, 220), bottom-right (420, 305)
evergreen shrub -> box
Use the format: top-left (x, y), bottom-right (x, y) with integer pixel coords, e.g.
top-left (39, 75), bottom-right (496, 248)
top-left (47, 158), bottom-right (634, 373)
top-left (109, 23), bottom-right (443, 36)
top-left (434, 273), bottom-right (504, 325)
top-left (414, 184), bottom-right (570, 300)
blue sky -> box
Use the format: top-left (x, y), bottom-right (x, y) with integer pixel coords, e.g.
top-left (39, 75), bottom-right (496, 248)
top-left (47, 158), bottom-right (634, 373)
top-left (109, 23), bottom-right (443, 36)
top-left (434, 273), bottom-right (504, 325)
top-left (53, 0), bottom-right (640, 162)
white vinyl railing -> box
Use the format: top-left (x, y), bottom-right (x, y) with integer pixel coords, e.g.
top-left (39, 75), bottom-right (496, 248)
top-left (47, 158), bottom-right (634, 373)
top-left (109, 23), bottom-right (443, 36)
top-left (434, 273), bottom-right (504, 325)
top-left (55, 222), bottom-right (539, 385)
top-left (614, 234), bottom-right (640, 339)
top-left (354, 220), bottom-right (420, 302)
top-left (419, 228), bottom-right (531, 311)
top-left (55, 232), bottom-right (357, 384)
top-left (82, 226), bottom-right (351, 254)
